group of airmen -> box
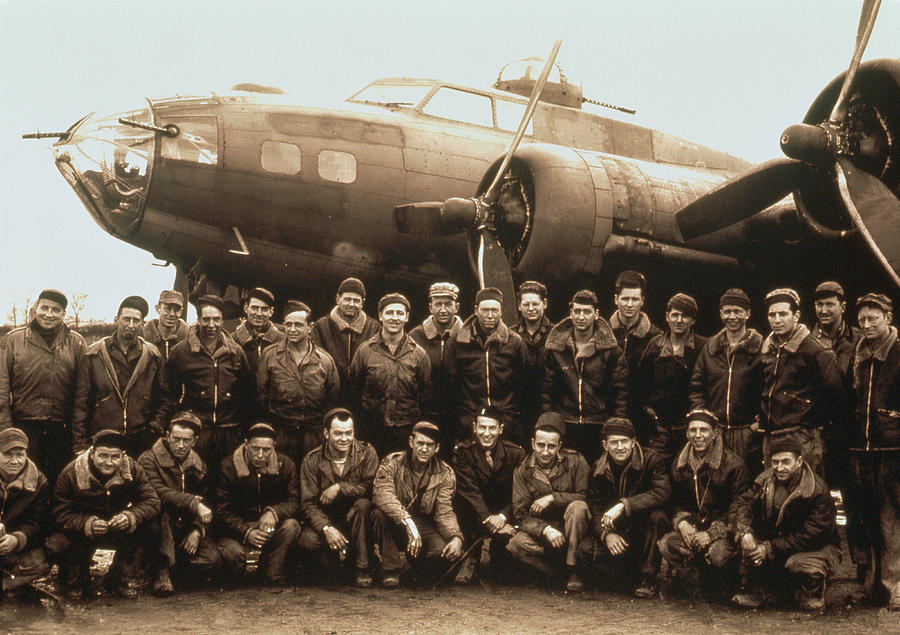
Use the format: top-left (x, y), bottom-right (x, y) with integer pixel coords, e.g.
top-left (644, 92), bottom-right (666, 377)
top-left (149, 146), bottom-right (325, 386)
top-left (0, 270), bottom-right (897, 613)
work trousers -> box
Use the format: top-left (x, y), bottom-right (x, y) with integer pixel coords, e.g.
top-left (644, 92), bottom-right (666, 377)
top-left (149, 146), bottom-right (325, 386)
top-left (369, 509), bottom-right (448, 574)
top-left (298, 498), bottom-right (372, 571)
top-left (219, 518), bottom-right (301, 584)
top-left (18, 419), bottom-right (70, 485)
top-left (507, 500), bottom-right (590, 572)
top-left (580, 509), bottom-right (669, 585)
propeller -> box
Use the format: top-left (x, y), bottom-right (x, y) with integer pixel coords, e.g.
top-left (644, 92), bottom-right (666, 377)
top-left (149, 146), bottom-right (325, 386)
top-left (675, 0), bottom-right (900, 287)
top-left (394, 39), bottom-right (562, 322)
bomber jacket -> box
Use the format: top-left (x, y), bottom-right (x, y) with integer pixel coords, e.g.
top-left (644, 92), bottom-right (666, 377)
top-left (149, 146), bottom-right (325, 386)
top-left (53, 451), bottom-right (160, 536)
top-left (689, 328), bottom-right (764, 429)
top-left (587, 443), bottom-right (670, 538)
top-left (811, 320), bottom-right (861, 379)
top-left (734, 461), bottom-right (840, 560)
top-left (635, 330), bottom-right (707, 432)
top-left (373, 451), bottom-right (462, 541)
top-left (512, 316), bottom-right (554, 367)
top-left (143, 319), bottom-right (189, 363)
top-left (0, 459), bottom-right (51, 551)
top-left (310, 307), bottom-right (380, 395)
top-left (160, 327), bottom-right (253, 428)
top-left (137, 438), bottom-right (208, 531)
top-left (670, 434), bottom-right (750, 540)
top-left (760, 324), bottom-right (842, 434)
top-left (232, 321), bottom-right (285, 374)
top-left (299, 438), bottom-right (378, 532)
top-left (410, 316), bottom-right (462, 419)
top-left (350, 332), bottom-right (431, 427)
top-left (609, 311), bottom-right (662, 378)
top-left (0, 322), bottom-right (86, 428)
top-left (541, 317), bottom-right (628, 425)
top-left (257, 339), bottom-right (340, 425)
top-left (850, 326), bottom-right (900, 451)
top-left (72, 335), bottom-right (165, 451)
top-left (511, 448), bottom-right (590, 539)
top-left (452, 438), bottom-right (526, 522)
top-left (446, 317), bottom-right (527, 426)
top-left (215, 444), bottom-right (300, 541)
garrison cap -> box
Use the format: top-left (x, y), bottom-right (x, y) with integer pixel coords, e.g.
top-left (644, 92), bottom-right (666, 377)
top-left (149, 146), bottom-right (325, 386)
top-left (378, 293), bottom-right (410, 314)
top-left (813, 281), bottom-right (845, 301)
top-left (197, 294), bottom-right (225, 313)
top-left (685, 408), bottom-right (719, 429)
top-left (667, 293), bottom-right (698, 318)
top-left (91, 429), bottom-right (129, 451)
top-left (856, 293), bottom-right (893, 313)
top-left (720, 288), bottom-right (751, 310)
top-left (38, 289), bottom-right (67, 310)
top-left (518, 281), bottom-right (548, 300)
top-left (157, 290), bottom-right (185, 306)
top-left (615, 270), bottom-right (646, 292)
top-left (476, 405), bottom-right (503, 422)
top-left (0, 427), bottom-right (29, 452)
top-left (323, 407), bottom-right (354, 428)
top-left (246, 422), bottom-right (277, 441)
top-left (412, 421), bottom-right (441, 442)
top-left (337, 277), bottom-right (366, 298)
top-left (535, 411), bottom-right (565, 437)
top-left (602, 417), bottom-right (634, 438)
top-left (428, 282), bottom-right (460, 300)
top-left (764, 288), bottom-right (801, 310)
top-left (769, 437), bottom-right (803, 458)
top-left (169, 411), bottom-right (202, 435)
top-left (246, 287), bottom-right (275, 307)
top-left (570, 289), bottom-right (599, 308)
top-left (118, 295), bottom-right (149, 319)
top-left (283, 300), bottom-right (311, 317)
top-left (475, 287), bottom-right (503, 306)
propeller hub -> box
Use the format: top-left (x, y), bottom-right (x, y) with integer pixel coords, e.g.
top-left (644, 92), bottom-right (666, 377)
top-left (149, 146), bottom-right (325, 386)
top-left (780, 123), bottom-right (832, 163)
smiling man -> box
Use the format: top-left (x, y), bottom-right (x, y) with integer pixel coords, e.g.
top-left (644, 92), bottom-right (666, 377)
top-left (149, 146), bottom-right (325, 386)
top-left (0, 289), bottom-right (86, 483)
top-left (232, 287), bottom-right (285, 374)
top-left (512, 281), bottom-right (554, 431)
top-left (143, 290), bottom-right (189, 363)
top-left (350, 293), bottom-right (431, 455)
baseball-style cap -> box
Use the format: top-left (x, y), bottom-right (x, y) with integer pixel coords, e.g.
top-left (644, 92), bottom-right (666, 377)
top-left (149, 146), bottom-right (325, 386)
top-left (158, 290), bottom-right (185, 306)
top-left (429, 282), bottom-right (460, 300)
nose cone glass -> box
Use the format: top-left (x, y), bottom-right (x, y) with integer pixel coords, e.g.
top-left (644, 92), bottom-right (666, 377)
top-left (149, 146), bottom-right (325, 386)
top-left (53, 105), bottom-right (155, 236)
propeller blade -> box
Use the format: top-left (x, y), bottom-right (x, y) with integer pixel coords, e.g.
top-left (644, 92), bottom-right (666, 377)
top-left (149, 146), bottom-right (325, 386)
top-left (836, 157), bottom-right (900, 287)
top-left (829, 0), bottom-right (882, 123)
top-left (674, 158), bottom-right (810, 241)
top-left (475, 229), bottom-right (518, 325)
top-left (394, 202), bottom-right (445, 235)
top-left (482, 38), bottom-right (562, 206)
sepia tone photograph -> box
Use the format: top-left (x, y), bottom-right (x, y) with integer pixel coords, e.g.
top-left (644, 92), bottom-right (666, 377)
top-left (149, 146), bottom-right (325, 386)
top-left (0, 0), bottom-right (898, 632)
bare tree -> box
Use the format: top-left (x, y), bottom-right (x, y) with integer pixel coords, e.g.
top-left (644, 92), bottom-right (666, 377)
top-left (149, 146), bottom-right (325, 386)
top-left (5, 291), bottom-right (35, 328)
top-left (69, 292), bottom-right (88, 329)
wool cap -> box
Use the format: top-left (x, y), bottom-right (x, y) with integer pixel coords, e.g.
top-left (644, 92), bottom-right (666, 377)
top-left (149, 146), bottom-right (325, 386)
top-left (429, 282), bottom-right (460, 300)
top-left (92, 429), bottom-right (129, 451)
top-left (246, 287), bottom-right (275, 307)
top-left (685, 408), bottom-right (719, 429)
top-left (0, 427), bottom-right (29, 452)
top-left (283, 300), bottom-right (311, 317)
top-left (764, 288), bottom-right (801, 310)
top-left (719, 288), bottom-right (751, 311)
top-left (169, 411), bottom-right (202, 436)
top-left (323, 407), bottom-right (354, 427)
top-left (197, 294), bottom-right (225, 313)
top-left (412, 421), bottom-right (441, 442)
top-left (337, 277), bottom-right (366, 298)
top-left (667, 293), bottom-right (698, 318)
top-left (535, 411), bottom-right (566, 437)
top-left (38, 289), bottom-right (67, 310)
top-left (769, 437), bottom-right (803, 458)
top-left (602, 417), bottom-right (635, 438)
top-left (118, 295), bottom-right (149, 319)
top-left (378, 293), bottom-right (410, 314)
top-left (158, 290), bottom-right (185, 306)
top-left (813, 281), bottom-right (844, 301)
top-left (856, 293), bottom-right (892, 313)
top-left (475, 287), bottom-right (503, 305)
top-left (246, 422), bottom-right (277, 441)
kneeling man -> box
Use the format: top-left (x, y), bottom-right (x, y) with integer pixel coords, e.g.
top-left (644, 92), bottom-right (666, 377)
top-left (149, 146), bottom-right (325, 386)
top-left (299, 408), bottom-right (379, 587)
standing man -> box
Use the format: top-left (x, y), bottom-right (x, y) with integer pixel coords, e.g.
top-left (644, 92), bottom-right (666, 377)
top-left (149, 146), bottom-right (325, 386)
top-left (579, 418), bottom-right (670, 598)
top-left (512, 281), bottom-right (553, 431)
top-left (73, 295), bottom-right (165, 456)
top-left (138, 411), bottom-right (221, 596)
top-left (689, 288), bottom-right (764, 474)
top-left (160, 295), bottom-right (254, 470)
top-left (446, 287), bottom-right (528, 445)
top-left (370, 421), bottom-right (463, 588)
top-left (310, 277), bottom-right (380, 405)
top-left (0, 289), bottom-right (86, 483)
top-left (257, 300), bottom-right (340, 465)
top-left (143, 290), bottom-right (189, 363)
top-left (507, 413), bottom-right (591, 591)
top-left (542, 290), bottom-right (628, 464)
top-left (350, 293), bottom-right (431, 455)
top-left (232, 287), bottom-right (284, 374)
top-left (847, 293), bottom-right (900, 610)
top-left (451, 406), bottom-right (526, 582)
top-left (0, 428), bottom-right (52, 598)
top-left (635, 293), bottom-right (707, 459)
top-left (759, 288), bottom-right (842, 475)
top-left (410, 282), bottom-right (462, 450)
top-left (216, 423), bottom-right (301, 586)
top-left (298, 408), bottom-right (379, 587)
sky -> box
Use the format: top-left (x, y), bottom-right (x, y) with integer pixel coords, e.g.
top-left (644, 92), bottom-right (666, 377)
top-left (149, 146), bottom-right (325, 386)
top-left (0, 0), bottom-right (897, 323)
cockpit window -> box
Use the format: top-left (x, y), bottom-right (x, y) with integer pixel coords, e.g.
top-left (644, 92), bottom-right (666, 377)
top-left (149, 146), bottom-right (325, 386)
top-left (495, 98), bottom-right (534, 136)
top-left (348, 84), bottom-right (433, 108)
top-left (160, 116), bottom-right (218, 164)
top-left (421, 88), bottom-right (494, 128)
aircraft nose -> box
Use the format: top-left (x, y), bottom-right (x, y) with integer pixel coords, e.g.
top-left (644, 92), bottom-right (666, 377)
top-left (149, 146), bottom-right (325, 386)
top-left (53, 104), bottom-right (156, 237)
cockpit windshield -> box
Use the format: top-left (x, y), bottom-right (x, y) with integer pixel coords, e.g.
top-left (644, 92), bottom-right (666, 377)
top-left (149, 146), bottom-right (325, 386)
top-left (347, 83), bottom-right (433, 108)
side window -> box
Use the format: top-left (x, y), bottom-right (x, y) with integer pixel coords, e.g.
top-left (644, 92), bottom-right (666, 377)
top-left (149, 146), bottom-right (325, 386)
top-left (261, 140), bottom-right (301, 175)
top-left (160, 116), bottom-right (218, 165)
top-left (495, 99), bottom-right (534, 135)
top-left (318, 150), bottom-right (356, 184)
top-left (422, 88), bottom-right (494, 128)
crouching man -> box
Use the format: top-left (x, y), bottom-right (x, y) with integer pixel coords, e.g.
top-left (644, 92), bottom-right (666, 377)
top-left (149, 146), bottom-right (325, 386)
top-left (507, 412), bottom-right (590, 591)
top-left (578, 418), bottom-right (670, 598)
top-left (731, 438), bottom-right (841, 611)
top-left (371, 421), bottom-right (463, 588)
top-left (299, 408), bottom-right (379, 587)
top-left (138, 411), bottom-right (222, 595)
top-left (0, 428), bottom-right (51, 599)
top-left (216, 423), bottom-right (301, 585)
top-left (659, 409), bottom-right (749, 596)
top-left (46, 430), bottom-right (160, 599)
